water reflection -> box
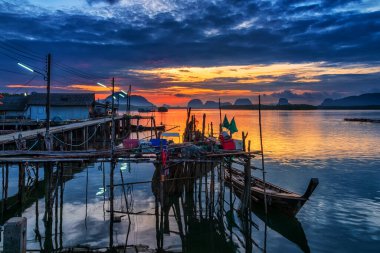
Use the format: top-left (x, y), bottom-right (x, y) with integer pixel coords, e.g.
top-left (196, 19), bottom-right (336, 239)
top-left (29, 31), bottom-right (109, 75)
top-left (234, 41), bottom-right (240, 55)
top-left (2, 110), bottom-right (380, 252)
top-left (2, 159), bottom-right (311, 253)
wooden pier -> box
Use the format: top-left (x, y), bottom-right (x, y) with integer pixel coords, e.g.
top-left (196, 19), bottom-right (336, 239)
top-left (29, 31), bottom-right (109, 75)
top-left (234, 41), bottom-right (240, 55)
top-left (0, 115), bottom-right (158, 150)
top-left (0, 103), bottom-right (315, 252)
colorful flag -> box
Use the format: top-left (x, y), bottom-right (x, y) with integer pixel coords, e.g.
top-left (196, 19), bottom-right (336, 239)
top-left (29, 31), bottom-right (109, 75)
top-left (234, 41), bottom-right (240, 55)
top-left (222, 114), bottom-right (230, 129)
top-left (229, 117), bottom-right (238, 134)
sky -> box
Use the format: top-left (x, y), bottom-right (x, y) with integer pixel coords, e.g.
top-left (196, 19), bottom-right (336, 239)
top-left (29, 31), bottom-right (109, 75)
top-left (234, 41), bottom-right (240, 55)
top-left (0, 0), bottom-right (379, 105)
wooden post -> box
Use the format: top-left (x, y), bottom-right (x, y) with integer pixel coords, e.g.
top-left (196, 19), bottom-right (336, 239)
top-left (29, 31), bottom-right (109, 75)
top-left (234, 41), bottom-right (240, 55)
top-left (67, 131), bottom-right (72, 151)
top-left (242, 131), bottom-right (248, 151)
top-left (150, 117), bottom-right (153, 139)
top-left (218, 98), bottom-right (222, 133)
top-left (122, 117), bottom-right (125, 136)
top-left (258, 95), bottom-right (268, 216)
top-left (136, 118), bottom-right (140, 140)
top-left (82, 127), bottom-right (86, 150)
top-left (185, 107), bottom-right (191, 142)
top-left (86, 126), bottom-right (89, 149)
top-left (201, 113), bottom-right (206, 141)
top-left (153, 117), bottom-right (158, 138)
top-left (210, 122), bottom-right (214, 137)
top-left (248, 140), bottom-right (251, 152)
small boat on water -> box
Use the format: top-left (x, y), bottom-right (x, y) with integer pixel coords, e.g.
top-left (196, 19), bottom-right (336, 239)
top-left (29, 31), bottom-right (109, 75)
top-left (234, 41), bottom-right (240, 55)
top-left (157, 106), bottom-right (168, 112)
top-left (224, 166), bottom-right (319, 216)
top-left (131, 124), bottom-right (165, 131)
top-left (138, 107), bottom-right (155, 113)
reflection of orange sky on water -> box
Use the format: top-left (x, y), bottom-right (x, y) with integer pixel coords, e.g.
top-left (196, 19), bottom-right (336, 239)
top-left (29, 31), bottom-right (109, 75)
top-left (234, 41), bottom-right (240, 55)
top-left (153, 109), bottom-right (380, 162)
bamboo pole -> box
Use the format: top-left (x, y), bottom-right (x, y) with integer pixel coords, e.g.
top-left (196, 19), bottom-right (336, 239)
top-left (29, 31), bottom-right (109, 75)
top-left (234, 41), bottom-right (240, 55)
top-left (258, 95), bottom-right (268, 214)
top-left (219, 98), bottom-right (222, 133)
top-left (153, 117), bottom-right (158, 138)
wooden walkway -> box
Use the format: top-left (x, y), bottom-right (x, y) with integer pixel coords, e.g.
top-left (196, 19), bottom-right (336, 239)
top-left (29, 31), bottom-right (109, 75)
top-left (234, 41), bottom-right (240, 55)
top-left (0, 115), bottom-right (158, 145)
top-left (0, 117), bottom-right (119, 145)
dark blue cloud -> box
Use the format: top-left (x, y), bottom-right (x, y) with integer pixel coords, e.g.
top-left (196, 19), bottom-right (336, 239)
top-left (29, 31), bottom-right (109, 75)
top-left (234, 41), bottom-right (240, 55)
top-left (0, 0), bottom-right (379, 101)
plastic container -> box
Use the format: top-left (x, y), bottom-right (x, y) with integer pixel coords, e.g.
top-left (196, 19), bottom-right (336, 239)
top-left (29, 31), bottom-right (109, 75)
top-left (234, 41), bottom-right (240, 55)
top-left (221, 139), bottom-right (236, 150)
top-left (123, 139), bottom-right (139, 149)
top-left (150, 139), bottom-right (168, 147)
top-left (233, 140), bottom-right (243, 150)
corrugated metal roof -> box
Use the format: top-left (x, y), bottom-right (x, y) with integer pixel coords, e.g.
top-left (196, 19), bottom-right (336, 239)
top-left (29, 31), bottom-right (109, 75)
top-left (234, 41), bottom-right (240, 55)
top-left (0, 95), bottom-right (27, 111)
top-left (27, 93), bottom-right (95, 106)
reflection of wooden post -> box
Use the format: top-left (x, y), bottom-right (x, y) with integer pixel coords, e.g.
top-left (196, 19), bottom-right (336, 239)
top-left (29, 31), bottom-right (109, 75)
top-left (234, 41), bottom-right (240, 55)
top-left (109, 161), bottom-right (115, 249)
top-left (198, 163), bottom-right (202, 218)
top-left (44, 162), bottom-right (53, 252)
top-left (228, 158), bottom-right (233, 210)
top-left (4, 163), bottom-right (9, 212)
top-left (204, 163), bottom-right (209, 216)
top-left (210, 165), bottom-right (215, 218)
top-left (242, 157), bottom-right (251, 212)
top-left (59, 163), bottom-right (64, 249)
top-left (18, 162), bottom-right (25, 213)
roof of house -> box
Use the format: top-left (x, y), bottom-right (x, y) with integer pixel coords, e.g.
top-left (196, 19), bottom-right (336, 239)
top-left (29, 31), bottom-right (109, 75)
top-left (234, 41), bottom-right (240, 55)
top-left (27, 93), bottom-right (95, 106)
top-left (0, 95), bottom-right (28, 111)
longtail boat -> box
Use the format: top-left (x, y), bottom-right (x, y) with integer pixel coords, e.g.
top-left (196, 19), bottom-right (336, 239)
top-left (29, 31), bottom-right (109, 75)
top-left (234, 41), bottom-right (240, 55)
top-left (224, 166), bottom-right (319, 216)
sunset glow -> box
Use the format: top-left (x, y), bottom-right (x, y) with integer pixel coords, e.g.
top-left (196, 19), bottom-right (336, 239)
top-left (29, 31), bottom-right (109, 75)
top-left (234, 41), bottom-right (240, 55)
top-left (130, 63), bottom-right (380, 84)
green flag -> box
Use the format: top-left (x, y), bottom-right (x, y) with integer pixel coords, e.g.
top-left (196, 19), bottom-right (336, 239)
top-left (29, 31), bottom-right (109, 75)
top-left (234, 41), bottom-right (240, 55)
top-left (222, 114), bottom-right (230, 129)
top-left (229, 117), bottom-right (238, 134)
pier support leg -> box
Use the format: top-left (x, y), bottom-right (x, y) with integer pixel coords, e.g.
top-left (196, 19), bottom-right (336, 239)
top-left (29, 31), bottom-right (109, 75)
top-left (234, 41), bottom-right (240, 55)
top-left (4, 217), bottom-right (27, 253)
top-left (69, 131), bottom-right (73, 151)
top-left (18, 163), bottom-right (25, 215)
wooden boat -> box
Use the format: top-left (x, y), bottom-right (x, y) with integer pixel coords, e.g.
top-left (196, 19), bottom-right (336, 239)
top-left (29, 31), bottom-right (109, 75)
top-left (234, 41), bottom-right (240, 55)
top-left (131, 124), bottom-right (165, 131)
top-left (138, 107), bottom-right (156, 113)
top-left (224, 167), bottom-right (318, 216)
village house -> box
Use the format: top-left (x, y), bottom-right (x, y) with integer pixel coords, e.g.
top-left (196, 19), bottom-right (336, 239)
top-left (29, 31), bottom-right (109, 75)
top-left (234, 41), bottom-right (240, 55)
top-left (0, 95), bottom-right (28, 119)
top-left (24, 93), bottom-right (96, 121)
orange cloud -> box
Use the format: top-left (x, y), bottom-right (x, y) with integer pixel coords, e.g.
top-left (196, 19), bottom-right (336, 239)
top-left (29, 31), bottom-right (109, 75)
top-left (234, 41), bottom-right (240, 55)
top-left (130, 62), bottom-right (380, 84)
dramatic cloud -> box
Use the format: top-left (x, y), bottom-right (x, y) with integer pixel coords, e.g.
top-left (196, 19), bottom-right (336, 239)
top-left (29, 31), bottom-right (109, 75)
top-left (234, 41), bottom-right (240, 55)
top-left (0, 0), bottom-right (379, 105)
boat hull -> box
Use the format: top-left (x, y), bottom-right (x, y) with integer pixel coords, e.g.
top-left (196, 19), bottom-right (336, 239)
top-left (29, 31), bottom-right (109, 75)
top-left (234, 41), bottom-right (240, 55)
top-left (224, 167), bottom-right (318, 216)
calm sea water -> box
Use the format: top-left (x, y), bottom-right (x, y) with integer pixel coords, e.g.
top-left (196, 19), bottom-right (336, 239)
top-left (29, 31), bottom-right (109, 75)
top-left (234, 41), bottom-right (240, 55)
top-left (1, 109), bottom-right (380, 252)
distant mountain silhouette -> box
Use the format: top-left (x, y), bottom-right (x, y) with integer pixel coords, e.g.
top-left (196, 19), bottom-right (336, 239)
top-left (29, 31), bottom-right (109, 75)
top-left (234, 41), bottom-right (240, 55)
top-left (188, 99), bottom-right (203, 108)
top-left (320, 93), bottom-right (380, 107)
top-left (277, 98), bottom-right (290, 106)
top-left (187, 99), bottom-right (232, 108)
top-left (105, 93), bottom-right (155, 107)
top-left (204, 101), bottom-right (218, 108)
top-left (234, 98), bottom-right (252, 106)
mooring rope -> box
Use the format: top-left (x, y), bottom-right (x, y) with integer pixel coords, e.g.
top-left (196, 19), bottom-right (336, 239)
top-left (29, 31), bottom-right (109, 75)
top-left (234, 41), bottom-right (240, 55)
top-left (51, 123), bottom-right (101, 147)
top-left (28, 139), bottom-right (40, 151)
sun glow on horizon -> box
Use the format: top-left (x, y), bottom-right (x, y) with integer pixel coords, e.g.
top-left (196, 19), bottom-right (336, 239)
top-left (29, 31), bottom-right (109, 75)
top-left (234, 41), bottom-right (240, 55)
top-left (6, 62), bottom-right (380, 106)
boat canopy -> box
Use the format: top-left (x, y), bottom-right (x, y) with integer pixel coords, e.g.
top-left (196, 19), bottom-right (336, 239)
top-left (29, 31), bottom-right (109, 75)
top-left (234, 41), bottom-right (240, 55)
top-left (161, 132), bottom-right (180, 137)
